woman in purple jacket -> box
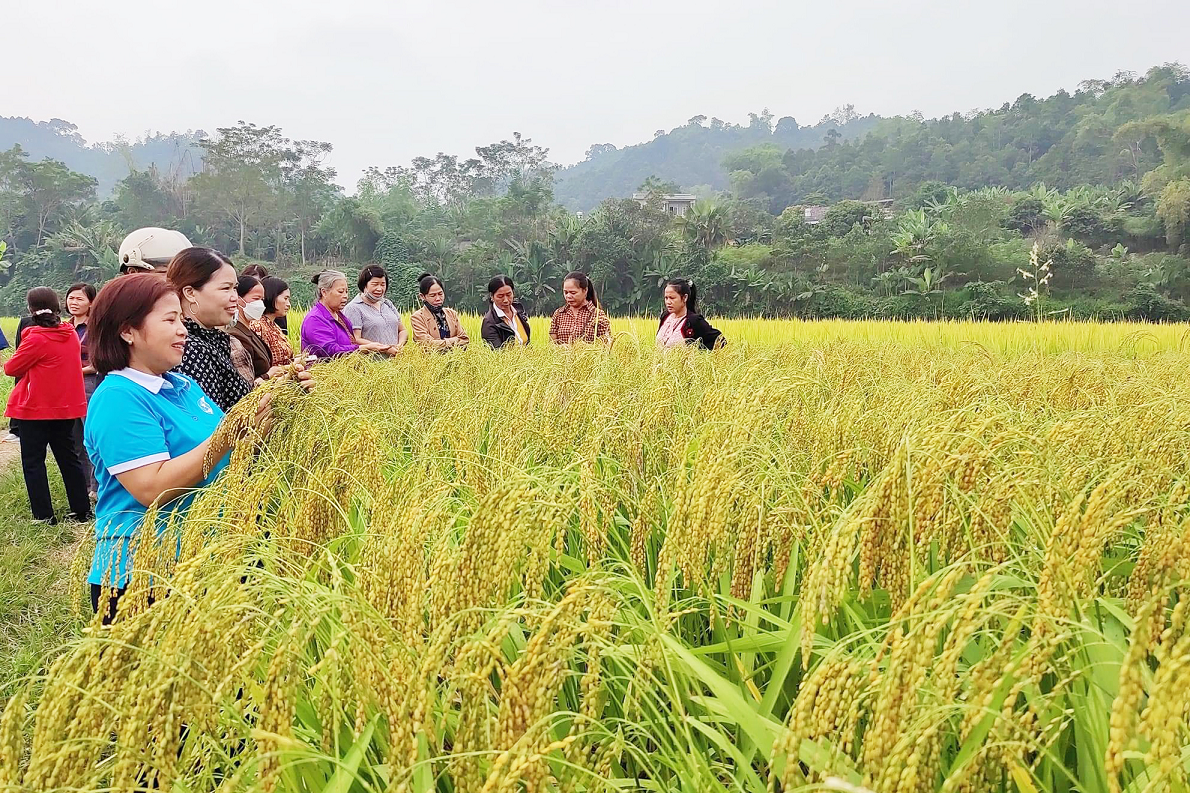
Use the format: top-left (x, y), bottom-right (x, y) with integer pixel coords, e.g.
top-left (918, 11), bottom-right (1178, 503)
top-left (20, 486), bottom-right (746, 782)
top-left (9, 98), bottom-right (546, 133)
top-left (300, 270), bottom-right (395, 360)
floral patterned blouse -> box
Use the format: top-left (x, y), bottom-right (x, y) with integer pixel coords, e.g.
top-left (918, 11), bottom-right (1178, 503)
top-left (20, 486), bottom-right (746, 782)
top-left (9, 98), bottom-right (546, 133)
top-left (174, 318), bottom-right (252, 412)
top-left (250, 315), bottom-right (294, 367)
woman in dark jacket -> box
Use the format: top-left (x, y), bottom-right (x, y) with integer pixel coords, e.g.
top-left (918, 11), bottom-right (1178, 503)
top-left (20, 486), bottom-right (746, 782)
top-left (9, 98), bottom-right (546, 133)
top-left (227, 275), bottom-right (274, 383)
top-left (656, 278), bottom-right (724, 351)
top-left (480, 275), bottom-right (532, 349)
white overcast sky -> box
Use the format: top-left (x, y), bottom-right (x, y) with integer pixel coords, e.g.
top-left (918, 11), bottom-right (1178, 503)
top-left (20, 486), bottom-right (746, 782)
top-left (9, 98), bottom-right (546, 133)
top-left (6, 0), bottom-right (1189, 189)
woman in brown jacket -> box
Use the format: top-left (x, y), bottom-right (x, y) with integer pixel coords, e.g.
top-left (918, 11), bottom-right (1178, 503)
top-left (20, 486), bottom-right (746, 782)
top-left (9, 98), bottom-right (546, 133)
top-left (227, 275), bottom-right (274, 383)
top-left (409, 273), bottom-right (469, 351)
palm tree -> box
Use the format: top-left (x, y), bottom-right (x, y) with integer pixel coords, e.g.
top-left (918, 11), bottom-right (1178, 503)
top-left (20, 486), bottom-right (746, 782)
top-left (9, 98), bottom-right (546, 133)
top-left (679, 201), bottom-right (731, 256)
top-left (548, 214), bottom-right (583, 268)
top-left (508, 238), bottom-right (560, 312)
top-left (425, 234), bottom-right (455, 271)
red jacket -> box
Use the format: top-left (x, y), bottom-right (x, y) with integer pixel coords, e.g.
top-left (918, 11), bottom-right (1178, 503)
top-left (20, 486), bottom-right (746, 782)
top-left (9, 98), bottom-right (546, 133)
top-left (4, 323), bottom-right (87, 420)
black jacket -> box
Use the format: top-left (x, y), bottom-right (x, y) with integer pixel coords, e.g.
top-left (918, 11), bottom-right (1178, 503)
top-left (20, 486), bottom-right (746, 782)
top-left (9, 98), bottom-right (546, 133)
top-left (14, 316), bottom-right (33, 349)
top-left (481, 302), bottom-right (531, 349)
top-left (658, 311), bottom-right (724, 351)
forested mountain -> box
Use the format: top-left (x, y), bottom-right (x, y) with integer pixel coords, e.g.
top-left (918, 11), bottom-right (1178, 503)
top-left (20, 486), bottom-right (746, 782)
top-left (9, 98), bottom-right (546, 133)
top-left (0, 117), bottom-right (202, 195)
top-left (554, 64), bottom-right (1190, 214)
top-left (724, 64), bottom-right (1190, 213)
top-left (554, 109), bottom-right (880, 210)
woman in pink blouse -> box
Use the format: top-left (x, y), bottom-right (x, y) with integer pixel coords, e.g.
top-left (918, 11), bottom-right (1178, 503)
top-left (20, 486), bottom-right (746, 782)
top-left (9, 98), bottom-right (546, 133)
top-left (656, 278), bottom-right (724, 350)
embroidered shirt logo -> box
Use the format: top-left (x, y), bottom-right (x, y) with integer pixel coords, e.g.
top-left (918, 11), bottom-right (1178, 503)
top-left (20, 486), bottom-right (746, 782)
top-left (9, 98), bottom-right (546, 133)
top-left (197, 396), bottom-right (214, 415)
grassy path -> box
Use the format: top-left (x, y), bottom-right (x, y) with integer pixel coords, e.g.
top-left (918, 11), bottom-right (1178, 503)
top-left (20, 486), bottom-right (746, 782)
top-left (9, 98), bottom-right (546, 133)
top-left (0, 441), bottom-right (86, 686)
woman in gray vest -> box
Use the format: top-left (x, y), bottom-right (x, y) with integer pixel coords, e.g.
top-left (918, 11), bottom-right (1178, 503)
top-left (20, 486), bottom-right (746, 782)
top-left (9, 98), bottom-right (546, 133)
top-left (342, 265), bottom-right (407, 355)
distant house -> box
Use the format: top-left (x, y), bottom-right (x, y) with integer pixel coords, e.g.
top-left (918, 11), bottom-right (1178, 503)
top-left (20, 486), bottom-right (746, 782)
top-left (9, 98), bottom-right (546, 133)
top-left (803, 199), bottom-right (894, 225)
top-left (866, 198), bottom-right (896, 219)
top-left (803, 206), bottom-right (829, 225)
top-left (633, 192), bottom-right (698, 217)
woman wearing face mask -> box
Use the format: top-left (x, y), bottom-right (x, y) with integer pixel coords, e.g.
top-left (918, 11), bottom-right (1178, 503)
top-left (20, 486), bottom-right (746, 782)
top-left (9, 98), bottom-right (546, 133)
top-left (480, 275), bottom-right (531, 349)
top-left (342, 265), bottom-right (406, 354)
top-left (227, 275), bottom-right (275, 384)
top-left (250, 276), bottom-right (293, 367)
top-left (241, 263), bottom-right (286, 333)
top-left (409, 273), bottom-right (469, 351)
top-left (301, 270), bottom-right (393, 360)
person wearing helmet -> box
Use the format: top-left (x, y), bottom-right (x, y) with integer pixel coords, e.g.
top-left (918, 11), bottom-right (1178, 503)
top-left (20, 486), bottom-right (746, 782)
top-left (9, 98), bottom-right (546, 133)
top-left (117, 227), bottom-right (193, 274)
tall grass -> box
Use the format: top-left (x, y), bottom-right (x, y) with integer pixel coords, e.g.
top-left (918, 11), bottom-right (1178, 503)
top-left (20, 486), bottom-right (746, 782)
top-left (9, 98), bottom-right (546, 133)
top-left (1, 327), bottom-right (1189, 792)
top-left (285, 309), bottom-right (1190, 357)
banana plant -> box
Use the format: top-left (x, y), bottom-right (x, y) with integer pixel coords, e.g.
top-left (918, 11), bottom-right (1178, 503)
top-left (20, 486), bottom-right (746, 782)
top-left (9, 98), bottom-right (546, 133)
top-left (902, 264), bottom-right (951, 295)
top-left (507, 237), bottom-right (559, 312)
top-left (890, 209), bottom-right (949, 268)
top-left (45, 210), bottom-right (123, 277)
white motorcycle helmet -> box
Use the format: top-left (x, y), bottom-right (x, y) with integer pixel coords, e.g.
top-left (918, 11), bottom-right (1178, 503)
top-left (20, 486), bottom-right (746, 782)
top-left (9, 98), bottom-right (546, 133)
top-left (117, 227), bottom-right (192, 273)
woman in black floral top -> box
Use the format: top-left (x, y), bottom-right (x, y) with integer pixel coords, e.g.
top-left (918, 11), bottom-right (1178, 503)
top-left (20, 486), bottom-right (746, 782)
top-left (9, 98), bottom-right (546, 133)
top-left (166, 248), bottom-right (252, 412)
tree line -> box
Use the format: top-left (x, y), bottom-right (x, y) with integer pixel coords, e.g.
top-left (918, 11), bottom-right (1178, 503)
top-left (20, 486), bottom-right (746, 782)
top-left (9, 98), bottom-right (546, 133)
top-left (0, 63), bottom-right (1188, 319)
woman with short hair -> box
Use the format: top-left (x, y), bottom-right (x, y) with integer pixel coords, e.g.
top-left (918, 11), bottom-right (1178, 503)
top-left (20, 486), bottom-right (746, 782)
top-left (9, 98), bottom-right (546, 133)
top-left (409, 273), bottom-right (469, 350)
top-left (343, 265), bottom-right (407, 353)
top-left (548, 271), bottom-right (611, 344)
top-left (4, 287), bottom-right (92, 524)
top-left (250, 276), bottom-right (294, 367)
top-left (83, 274), bottom-right (278, 622)
top-left (656, 278), bottom-right (724, 350)
top-left (300, 270), bottom-right (393, 360)
top-left (480, 275), bottom-right (531, 349)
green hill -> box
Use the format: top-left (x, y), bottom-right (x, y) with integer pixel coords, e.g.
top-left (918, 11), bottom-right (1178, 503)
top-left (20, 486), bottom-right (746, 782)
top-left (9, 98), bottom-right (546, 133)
top-left (554, 110), bottom-right (880, 211)
top-left (0, 117), bottom-right (202, 196)
top-left (724, 64), bottom-right (1190, 213)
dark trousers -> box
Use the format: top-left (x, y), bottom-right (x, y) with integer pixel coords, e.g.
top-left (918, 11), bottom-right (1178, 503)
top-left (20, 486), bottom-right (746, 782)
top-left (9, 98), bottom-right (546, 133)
top-left (18, 418), bottom-right (92, 522)
top-left (71, 418), bottom-right (97, 493)
top-left (91, 584), bottom-right (123, 625)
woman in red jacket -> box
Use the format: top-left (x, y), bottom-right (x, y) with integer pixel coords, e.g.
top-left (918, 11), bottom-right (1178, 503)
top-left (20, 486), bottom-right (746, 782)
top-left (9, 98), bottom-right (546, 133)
top-left (4, 287), bottom-right (92, 523)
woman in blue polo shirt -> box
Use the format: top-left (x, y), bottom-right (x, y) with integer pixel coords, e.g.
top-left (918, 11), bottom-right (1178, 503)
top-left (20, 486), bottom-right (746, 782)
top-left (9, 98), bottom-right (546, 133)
top-left (83, 273), bottom-right (275, 623)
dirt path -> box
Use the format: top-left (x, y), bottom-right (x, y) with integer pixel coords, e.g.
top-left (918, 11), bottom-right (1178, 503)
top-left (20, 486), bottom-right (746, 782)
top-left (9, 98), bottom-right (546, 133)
top-left (0, 436), bottom-right (90, 580)
top-left (0, 437), bottom-right (18, 469)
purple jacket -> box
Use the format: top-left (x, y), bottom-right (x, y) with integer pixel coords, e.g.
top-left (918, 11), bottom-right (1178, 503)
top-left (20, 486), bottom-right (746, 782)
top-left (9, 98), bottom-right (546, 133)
top-left (300, 301), bottom-right (358, 359)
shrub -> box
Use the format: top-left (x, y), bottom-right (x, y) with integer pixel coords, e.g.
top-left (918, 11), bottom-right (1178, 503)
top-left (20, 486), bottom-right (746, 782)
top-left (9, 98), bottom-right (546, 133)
top-left (1003, 196), bottom-right (1045, 234)
top-left (374, 232), bottom-right (411, 266)
top-left (1124, 283), bottom-right (1190, 321)
top-left (963, 280), bottom-right (1025, 320)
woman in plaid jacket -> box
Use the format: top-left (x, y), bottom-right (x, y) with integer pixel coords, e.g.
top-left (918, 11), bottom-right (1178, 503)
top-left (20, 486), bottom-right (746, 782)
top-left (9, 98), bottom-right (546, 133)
top-left (548, 272), bottom-right (611, 345)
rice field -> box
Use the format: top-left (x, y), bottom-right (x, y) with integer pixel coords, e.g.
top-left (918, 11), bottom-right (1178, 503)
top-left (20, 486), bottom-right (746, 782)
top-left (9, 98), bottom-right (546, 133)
top-left (2, 318), bottom-right (1190, 792)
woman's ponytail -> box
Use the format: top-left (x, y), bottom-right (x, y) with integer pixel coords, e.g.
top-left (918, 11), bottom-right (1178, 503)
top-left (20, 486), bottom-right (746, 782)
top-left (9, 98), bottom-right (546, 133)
top-left (27, 287), bottom-right (62, 328)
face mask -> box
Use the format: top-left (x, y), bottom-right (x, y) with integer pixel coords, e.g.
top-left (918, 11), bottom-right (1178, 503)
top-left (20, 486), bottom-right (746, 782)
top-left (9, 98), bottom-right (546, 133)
top-left (363, 291), bottom-right (382, 304)
top-left (243, 300), bottom-right (266, 321)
